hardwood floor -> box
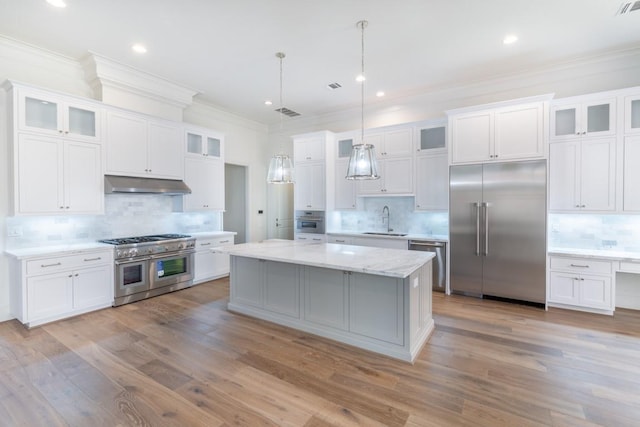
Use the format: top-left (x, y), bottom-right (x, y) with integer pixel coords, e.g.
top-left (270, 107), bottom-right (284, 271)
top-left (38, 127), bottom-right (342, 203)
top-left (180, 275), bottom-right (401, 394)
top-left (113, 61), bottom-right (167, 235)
top-left (1, 278), bottom-right (639, 426)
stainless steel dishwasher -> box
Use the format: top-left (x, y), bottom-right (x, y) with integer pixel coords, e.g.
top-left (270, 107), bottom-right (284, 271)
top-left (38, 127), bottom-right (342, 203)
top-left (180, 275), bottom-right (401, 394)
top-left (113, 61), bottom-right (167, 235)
top-left (408, 240), bottom-right (447, 292)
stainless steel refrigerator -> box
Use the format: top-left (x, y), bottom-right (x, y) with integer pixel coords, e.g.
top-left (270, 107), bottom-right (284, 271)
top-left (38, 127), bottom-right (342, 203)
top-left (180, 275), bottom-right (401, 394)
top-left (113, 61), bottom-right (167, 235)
top-left (449, 160), bottom-right (547, 304)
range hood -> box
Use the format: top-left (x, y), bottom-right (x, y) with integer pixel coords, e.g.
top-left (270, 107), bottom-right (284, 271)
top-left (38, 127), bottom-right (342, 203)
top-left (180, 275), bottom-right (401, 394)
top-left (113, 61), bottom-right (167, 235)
top-left (104, 175), bottom-right (191, 195)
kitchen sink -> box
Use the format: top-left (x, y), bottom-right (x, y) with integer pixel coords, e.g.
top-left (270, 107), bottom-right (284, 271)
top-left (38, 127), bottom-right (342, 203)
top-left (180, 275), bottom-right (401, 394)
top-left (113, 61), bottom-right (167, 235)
top-left (362, 232), bottom-right (408, 237)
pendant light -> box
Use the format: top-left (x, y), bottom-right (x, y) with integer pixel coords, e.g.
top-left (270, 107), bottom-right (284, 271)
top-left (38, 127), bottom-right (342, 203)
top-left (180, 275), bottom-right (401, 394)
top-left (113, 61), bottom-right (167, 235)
top-left (346, 20), bottom-right (380, 180)
top-left (267, 52), bottom-right (294, 184)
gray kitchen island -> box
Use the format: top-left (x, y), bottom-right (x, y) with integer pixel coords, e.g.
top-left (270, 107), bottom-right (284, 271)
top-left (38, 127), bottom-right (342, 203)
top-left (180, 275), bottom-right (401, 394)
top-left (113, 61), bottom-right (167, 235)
top-left (217, 240), bottom-right (435, 362)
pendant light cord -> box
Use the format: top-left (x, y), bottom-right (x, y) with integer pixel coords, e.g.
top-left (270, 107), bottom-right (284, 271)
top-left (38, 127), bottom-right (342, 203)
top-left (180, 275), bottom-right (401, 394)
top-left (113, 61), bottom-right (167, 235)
top-left (359, 20), bottom-right (367, 144)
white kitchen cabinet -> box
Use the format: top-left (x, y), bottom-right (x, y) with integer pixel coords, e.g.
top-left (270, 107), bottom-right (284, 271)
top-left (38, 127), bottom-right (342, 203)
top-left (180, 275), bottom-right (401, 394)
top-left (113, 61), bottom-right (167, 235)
top-left (365, 127), bottom-right (414, 158)
top-left (294, 162), bottom-right (326, 210)
top-left (193, 234), bottom-right (234, 284)
top-left (415, 152), bottom-right (448, 211)
top-left (14, 85), bottom-right (101, 142)
top-left (10, 248), bottom-right (114, 327)
top-left (548, 255), bottom-right (614, 313)
top-left (625, 91), bottom-right (640, 134)
top-left (349, 271), bottom-right (404, 345)
top-left (230, 257), bottom-right (299, 318)
top-left (449, 99), bottom-right (546, 164)
top-left (623, 136), bottom-right (640, 211)
top-left (551, 97), bottom-right (616, 140)
top-left (185, 127), bottom-right (223, 159)
top-left (304, 267), bottom-right (349, 330)
top-left (295, 233), bottom-right (327, 243)
top-left (415, 123), bottom-right (447, 152)
top-left (334, 159), bottom-right (357, 210)
top-left (327, 235), bottom-right (354, 245)
top-left (184, 157), bottom-right (224, 211)
top-left (106, 110), bottom-right (183, 179)
top-left (351, 236), bottom-right (408, 250)
top-left (549, 138), bottom-right (616, 211)
top-left (15, 133), bottom-right (103, 215)
top-left (294, 135), bottom-right (326, 163)
top-left (357, 157), bottom-right (413, 195)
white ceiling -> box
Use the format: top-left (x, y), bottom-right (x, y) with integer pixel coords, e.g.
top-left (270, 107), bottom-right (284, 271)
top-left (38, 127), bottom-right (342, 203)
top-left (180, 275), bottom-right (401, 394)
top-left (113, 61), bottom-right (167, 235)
top-left (1, 0), bottom-right (639, 125)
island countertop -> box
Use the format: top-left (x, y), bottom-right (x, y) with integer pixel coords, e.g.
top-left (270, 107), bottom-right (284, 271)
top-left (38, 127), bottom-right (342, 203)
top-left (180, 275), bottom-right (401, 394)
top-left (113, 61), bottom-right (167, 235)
top-left (216, 239), bottom-right (434, 278)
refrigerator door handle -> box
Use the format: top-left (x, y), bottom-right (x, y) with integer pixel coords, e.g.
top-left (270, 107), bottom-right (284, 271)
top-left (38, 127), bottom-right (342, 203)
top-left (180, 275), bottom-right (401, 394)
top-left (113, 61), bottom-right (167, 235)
top-left (474, 202), bottom-right (481, 256)
top-left (483, 202), bottom-right (490, 256)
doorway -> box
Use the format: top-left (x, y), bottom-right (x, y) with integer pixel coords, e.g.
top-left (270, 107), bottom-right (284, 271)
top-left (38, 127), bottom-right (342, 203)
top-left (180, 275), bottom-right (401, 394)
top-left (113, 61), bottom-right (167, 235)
top-left (267, 183), bottom-right (294, 239)
top-left (224, 163), bottom-right (247, 243)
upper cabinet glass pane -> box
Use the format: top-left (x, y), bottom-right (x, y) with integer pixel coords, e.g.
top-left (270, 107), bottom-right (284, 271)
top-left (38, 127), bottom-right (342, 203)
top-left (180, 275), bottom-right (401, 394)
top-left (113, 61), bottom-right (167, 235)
top-left (587, 103), bottom-right (610, 133)
top-left (25, 97), bottom-right (58, 131)
top-left (187, 133), bottom-right (203, 154)
top-left (207, 137), bottom-right (221, 157)
top-left (68, 106), bottom-right (96, 137)
top-left (420, 126), bottom-right (446, 150)
top-left (338, 139), bottom-right (353, 158)
top-left (555, 108), bottom-right (576, 136)
top-left (631, 100), bottom-right (640, 130)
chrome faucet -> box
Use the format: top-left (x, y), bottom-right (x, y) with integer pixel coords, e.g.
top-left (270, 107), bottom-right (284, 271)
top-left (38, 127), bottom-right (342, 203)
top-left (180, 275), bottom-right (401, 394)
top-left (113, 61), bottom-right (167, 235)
top-left (382, 205), bottom-right (391, 233)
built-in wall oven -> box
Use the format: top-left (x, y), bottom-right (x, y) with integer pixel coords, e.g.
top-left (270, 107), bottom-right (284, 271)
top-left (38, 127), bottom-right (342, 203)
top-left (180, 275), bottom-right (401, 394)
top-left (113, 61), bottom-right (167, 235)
top-left (100, 234), bottom-right (196, 306)
top-left (295, 210), bottom-right (325, 234)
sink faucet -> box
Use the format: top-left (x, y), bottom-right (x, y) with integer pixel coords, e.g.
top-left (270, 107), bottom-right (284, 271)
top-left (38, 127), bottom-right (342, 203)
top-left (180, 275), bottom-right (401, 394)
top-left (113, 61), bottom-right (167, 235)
top-left (382, 205), bottom-right (391, 233)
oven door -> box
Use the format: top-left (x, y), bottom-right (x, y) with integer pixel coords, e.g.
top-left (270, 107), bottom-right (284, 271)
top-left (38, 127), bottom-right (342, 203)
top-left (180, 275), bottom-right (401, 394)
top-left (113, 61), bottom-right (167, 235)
top-left (115, 257), bottom-right (150, 298)
top-left (149, 250), bottom-right (194, 290)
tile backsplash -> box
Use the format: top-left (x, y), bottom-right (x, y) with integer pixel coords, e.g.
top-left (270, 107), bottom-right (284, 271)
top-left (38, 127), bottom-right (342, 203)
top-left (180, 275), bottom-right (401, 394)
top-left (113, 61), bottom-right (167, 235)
top-left (549, 214), bottom-right (640, 252)
top-left (328, 197), bottom-right (449, 236)
top-left (5, 195), bottom-right (222, 249)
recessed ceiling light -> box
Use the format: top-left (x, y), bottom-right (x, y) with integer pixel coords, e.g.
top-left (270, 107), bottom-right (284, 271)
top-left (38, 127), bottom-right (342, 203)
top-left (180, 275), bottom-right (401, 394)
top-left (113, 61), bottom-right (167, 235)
top-left (355, 74), bottom-right (366, 83)
top-left (46, 0), bottom-right (67, 7)
top-left (131, 44), bottom-right (147, 54)
top-left (264, 100), bottom-right (273, 106)
top-left (376, 91), bottom-right (385, 97)
top-left (503, 34), bottom-right (518, 45)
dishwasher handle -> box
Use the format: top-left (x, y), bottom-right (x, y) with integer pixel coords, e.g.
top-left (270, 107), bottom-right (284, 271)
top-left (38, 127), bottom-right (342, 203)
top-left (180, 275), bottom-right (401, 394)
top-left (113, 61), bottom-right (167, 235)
top-left (409, 241), bottom-right (445, 249)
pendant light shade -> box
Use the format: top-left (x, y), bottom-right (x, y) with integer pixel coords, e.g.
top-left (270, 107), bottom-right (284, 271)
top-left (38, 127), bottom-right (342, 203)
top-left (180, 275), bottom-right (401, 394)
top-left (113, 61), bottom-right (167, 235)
top-left (346, 19), bottom-right (380, 181)
top-left (346, 144), bottom-right (379, 179)
top-left (267, 154), bottom-right (294, 184)
top-left (267, 52), bottom-right (294, 184)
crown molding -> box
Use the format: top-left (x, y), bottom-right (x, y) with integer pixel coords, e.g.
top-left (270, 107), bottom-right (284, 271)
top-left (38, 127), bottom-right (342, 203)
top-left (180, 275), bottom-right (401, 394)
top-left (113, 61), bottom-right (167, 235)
top-left (81, 52), bottom-right (199, 111)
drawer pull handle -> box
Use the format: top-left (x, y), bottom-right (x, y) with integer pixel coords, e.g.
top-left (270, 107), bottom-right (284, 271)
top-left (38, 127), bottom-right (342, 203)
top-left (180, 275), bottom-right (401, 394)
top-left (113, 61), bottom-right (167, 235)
top-left (83, 257), bottom-right (102, 262)
top-left (219, 240), bottom-right (230, 243)
top-left (41, 262), bottom-right (62, 268)
top-left (200, 243), bottom-right (211, 246)
top-left (570, 264), bottom-right (589, 268)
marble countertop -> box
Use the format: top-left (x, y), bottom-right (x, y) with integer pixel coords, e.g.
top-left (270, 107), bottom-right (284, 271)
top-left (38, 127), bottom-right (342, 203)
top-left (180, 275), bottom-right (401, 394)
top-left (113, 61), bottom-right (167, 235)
top-left (5, 242), bottom-right (114, 259)
top-left (327, 231), bottom-right (448, 242)
top-left (216, 239), bottom-right (435, 278)
top-left (549, 247), bottom-right (640, 262)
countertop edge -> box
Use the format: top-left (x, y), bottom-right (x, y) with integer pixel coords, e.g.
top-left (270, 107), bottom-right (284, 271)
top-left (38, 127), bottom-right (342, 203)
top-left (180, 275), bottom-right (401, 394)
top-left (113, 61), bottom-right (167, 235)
top-left (326, 231), bottom-right (449, 242)
top-left (548, 248), bottom-right (640, 262)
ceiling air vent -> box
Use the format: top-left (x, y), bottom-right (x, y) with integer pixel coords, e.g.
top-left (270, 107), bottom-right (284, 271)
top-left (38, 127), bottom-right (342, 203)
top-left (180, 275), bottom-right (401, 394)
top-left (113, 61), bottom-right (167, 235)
top-left (275, 107), bottom-right (301, 117)
top-left (327, 82), bottom-right (342, 90)
top-left (616, 1), bottom-right (640, 15)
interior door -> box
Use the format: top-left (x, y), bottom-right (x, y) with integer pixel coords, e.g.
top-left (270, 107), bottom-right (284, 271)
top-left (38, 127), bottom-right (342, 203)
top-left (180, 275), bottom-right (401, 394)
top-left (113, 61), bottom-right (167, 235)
top-left (268, 182), bottom-right (293, 239)
top-left (481, 160), bottom-right (547, 303)
top-left (449, 164), bottom-right (483, 296)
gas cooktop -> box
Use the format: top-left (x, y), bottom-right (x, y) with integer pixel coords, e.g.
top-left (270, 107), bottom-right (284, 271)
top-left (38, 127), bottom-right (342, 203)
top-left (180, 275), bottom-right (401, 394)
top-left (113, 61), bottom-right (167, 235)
top-left (99, 234), bottom-right (191, 245)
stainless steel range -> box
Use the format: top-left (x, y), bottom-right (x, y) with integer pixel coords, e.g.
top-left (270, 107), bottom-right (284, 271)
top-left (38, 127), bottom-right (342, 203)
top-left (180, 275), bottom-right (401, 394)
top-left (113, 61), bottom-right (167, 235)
top-left (99, 234), bottom-right (196, 306)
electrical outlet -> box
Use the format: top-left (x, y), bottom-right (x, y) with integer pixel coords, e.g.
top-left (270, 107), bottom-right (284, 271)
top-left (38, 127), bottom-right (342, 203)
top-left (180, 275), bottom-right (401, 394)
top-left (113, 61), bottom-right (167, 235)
top-left (7, 225), bottom-right (23, 237)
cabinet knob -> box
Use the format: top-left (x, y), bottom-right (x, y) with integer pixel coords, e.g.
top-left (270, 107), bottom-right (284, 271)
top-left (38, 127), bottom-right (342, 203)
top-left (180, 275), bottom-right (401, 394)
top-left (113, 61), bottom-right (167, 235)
top-left (59, 130), bottom-right (64, 134)
top-left (581, 205), bottom-right (586, 208)
top-left (68, 274), bottom-right (73, 278)
top-left (575, 204), bottom-right (580, 208)
top-left (60, 206), bottom-right (64, 209)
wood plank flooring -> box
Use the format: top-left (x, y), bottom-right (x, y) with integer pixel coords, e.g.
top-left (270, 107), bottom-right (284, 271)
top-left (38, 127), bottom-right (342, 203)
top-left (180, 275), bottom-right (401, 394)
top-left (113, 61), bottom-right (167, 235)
top-left (1, 278), bottom-right (639, 426)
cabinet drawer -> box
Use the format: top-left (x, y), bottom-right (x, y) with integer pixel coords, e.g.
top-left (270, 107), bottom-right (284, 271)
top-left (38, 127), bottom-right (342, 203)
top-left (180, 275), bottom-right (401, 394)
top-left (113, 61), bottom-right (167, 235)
top-left (26, 252), bottom-right (110, 276)
top-left (549, 256), bottom-right (612, 275)
top-left (620, 261), bottom-right (640, 274)
top-left (196, 236), bottom-right (234, 250)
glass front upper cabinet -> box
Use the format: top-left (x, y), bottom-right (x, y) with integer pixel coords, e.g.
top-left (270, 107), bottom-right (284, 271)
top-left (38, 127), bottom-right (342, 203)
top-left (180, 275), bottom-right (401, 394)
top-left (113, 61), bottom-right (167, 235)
top-left (186, 130), bottom-right (222, 158)
top-left (20, 93), bottom-right (100, 140)
top-left (551, 98), bottom-right (616, 140)
top-left (626, 94), bottom-right (640, 134)
top-left (418, 126), bottom-right (446, 151)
